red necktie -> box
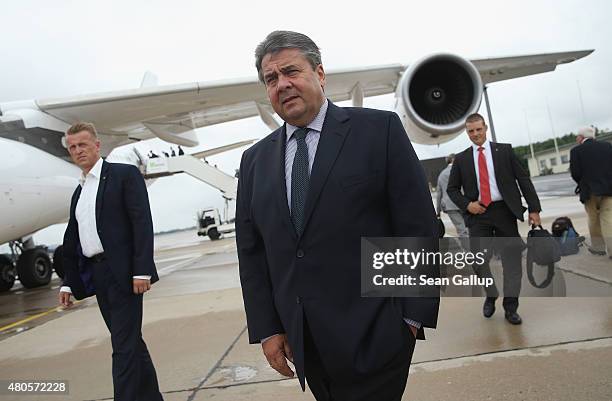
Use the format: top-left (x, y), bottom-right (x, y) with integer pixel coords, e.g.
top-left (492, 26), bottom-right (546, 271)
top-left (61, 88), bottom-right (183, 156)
top-left (478, 146), bottom-right (492, 206)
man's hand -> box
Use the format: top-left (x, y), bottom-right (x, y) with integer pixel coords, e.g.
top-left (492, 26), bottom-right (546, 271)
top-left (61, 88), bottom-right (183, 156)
top-left (262, 334), bottom-right (294, 378)
top-left (133, 278), bottom-right (151, 294)
top-left (467, 201), bottom-right (487, 215)
top-left (528, 212), bottom-right (541, 226)
top-left (59, 291), bottom-right (73, 308)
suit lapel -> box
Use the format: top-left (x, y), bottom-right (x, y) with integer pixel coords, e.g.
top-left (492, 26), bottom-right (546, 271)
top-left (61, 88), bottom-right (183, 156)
top-left (95, 160), bottom-right (109, 228)
top-left (301, 103), bottom-right (350, 235)
top-left (464, 146), bottom-right (477, 191)
top-left (270, 126), bottom-right (297, 240)
top-left (70, 185), bottom-right (82, 220)
top-left (489, 142), bottom-right (502, 184)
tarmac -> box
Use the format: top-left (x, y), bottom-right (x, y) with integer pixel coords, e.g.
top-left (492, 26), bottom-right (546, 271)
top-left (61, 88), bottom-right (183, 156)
top-left (0, 175), bottom-right (611, 401)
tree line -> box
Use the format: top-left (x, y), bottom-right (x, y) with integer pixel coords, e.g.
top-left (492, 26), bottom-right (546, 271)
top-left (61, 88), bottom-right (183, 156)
top-left (513, 126), bottom-right (609, 169)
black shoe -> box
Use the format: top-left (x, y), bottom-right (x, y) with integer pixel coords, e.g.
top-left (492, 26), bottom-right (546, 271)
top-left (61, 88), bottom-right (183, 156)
top-left (505, 311), bottom-right (522, 325)
top-left (483, 299), bottom-right (496, 318)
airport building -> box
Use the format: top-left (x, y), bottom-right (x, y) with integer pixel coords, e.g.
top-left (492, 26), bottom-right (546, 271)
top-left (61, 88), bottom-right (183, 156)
top-left (526, 131), bottom-right (612, 177)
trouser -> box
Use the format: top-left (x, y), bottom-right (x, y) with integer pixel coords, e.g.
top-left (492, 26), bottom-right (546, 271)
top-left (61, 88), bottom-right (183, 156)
top-left (90, 259), bottom-right (164, 401)
top-left (446, 210), bottom-right (470, 249)
top-left (584, 195), bottom-right (612, 254)
top-left (303, 318), bottom-right (415, 401)
top-left (467, 201), bottom-right (524, 313)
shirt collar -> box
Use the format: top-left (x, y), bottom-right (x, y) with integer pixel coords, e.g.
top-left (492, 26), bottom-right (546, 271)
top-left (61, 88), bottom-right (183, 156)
top-left (472, 139), bottom-right (490, 152)
top-left (286, 98), bottom-right (329, 142)
top-left (582, 137), bottom-right (592, 144)
top-left (79, 157), bottom-right (103, 186)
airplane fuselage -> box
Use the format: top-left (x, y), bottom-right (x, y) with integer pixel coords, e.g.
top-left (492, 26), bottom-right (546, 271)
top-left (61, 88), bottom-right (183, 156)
top-left (0, 138), bottom-right (78, 244)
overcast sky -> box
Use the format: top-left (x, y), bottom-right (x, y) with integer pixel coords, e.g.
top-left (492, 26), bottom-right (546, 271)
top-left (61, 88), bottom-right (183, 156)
top-left (1, 0), bottom-right (610, 245)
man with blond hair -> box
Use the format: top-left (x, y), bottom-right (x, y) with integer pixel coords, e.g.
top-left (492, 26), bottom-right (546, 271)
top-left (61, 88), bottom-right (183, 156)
top-left (59, 122), bottom-right (163, 401)
top-left (570, 126), bottom-right (612, 257)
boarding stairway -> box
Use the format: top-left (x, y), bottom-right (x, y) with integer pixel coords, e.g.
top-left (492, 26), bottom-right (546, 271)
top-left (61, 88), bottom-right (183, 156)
top-left (144, 154), bottom-right (238, 200)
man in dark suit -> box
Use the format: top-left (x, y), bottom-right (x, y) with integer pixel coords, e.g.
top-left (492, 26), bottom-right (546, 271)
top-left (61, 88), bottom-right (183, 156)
top-left (447, 113), bottom-right (541, 325)
top-left (236, 31), bottom-right (439, 401)
top-left (58, 122), bottom-right (163, 401)
top-left (570, 126), bottom-right (612, 257)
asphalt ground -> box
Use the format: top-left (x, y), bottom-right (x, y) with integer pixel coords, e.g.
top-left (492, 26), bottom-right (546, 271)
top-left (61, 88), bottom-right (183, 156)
top-left (0, 173), bottom-right (610, 400)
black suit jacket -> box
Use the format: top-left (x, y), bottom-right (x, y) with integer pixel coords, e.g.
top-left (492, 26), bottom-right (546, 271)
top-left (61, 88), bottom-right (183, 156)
top-left (62, 160), bottom-right (159, 300)
top-left (570, 139), bottom-right (612, 203)
top-left (446, 142), bottom-right (541, 221)
top-left (236, 102), bottom-right (439, 388)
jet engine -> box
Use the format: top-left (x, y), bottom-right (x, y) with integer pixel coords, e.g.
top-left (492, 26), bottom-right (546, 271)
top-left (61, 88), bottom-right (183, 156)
top-left (395, 54), bottom-right (483, 145)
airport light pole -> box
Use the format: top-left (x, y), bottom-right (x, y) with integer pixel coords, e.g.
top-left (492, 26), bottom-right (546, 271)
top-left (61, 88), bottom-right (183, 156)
top-left (576, 79), bottom-right (587, 124)
top-left (546, 99), bottom-right (561, 160)
top-left (483, 86), bottom-right (497, 143)
top-left (523, 109), bottom-right (539, 161)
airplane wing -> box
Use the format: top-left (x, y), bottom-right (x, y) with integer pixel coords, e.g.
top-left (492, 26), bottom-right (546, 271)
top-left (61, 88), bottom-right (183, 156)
top-left (472, 50), bottom-right (594, 84)
top-left (191, 139), bottom-right (259, 159)
top-left (31, 50), bottom-right (591, 147)
top-left (35, 65), bottom-right (404, 146)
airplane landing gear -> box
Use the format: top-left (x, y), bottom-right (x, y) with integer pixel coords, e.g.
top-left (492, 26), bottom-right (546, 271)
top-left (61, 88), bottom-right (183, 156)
top-left (9, 240), bottom-right (53, 289)
top-left (0, 255), bottom-right (16, 292)
top-left (17, 248), bottom-right (52, 288)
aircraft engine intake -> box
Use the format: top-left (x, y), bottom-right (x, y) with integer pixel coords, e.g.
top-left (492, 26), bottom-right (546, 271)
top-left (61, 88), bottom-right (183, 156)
top-left (395, 54), bottom-right (483, 145)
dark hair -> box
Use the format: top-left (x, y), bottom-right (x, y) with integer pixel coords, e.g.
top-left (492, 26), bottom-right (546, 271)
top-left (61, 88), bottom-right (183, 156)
top-left (255, 30), bottom-right (321, 82)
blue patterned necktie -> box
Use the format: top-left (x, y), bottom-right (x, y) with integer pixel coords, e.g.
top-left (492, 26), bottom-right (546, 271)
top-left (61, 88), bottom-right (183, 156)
top-left (291, 127), bottom-right (310, 236)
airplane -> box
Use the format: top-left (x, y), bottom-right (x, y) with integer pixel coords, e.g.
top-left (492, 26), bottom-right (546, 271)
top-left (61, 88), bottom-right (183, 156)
top-left (0, 49), bottom-right (593, 292)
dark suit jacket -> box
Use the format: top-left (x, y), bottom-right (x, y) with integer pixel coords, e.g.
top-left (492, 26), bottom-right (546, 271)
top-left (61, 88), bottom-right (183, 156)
top-left (62, 160), bottom-right (159, 300)
top-left (236, 102), bottom-right (439, 388)
top-left (570, 139), bottom-right (612, 203)
top-left (446, 142), bottom-right (541, 222)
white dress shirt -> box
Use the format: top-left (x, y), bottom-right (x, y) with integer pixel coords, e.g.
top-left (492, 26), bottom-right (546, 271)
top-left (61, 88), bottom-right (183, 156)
top-left (76, 157), bottom-right (105, 258)
top-left (60, 158), bottom-right (150, 294)
top-left (471, 140), bottom-right (502, 203)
